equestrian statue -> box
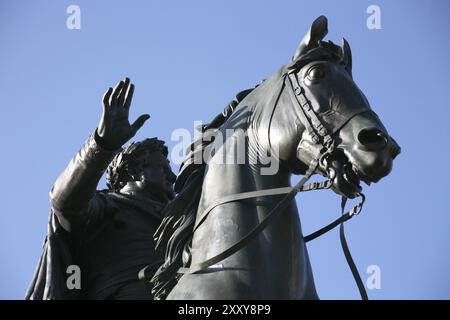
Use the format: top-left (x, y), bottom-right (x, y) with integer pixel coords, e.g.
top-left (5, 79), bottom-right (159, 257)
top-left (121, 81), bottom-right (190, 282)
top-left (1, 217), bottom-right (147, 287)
top-left (151, 16), bottom-right (401, 300)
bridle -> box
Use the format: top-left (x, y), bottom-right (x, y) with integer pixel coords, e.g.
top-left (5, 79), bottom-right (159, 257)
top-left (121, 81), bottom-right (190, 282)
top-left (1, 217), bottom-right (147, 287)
top-left (175, 66), bottom-right (370, 300)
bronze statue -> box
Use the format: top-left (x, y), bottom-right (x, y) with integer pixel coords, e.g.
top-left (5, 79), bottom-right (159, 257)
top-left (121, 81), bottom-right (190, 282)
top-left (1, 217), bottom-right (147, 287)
top-left (26, 15), bottom-right (401, 300)
top-left (26, 78), bottom-right (175, 299)
top-left (151, 16), bottom-right (400, 299)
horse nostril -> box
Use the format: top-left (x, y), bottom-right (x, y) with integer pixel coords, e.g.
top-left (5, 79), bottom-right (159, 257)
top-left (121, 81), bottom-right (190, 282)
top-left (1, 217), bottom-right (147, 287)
top-left (358, 128), bottom-right (388, 150)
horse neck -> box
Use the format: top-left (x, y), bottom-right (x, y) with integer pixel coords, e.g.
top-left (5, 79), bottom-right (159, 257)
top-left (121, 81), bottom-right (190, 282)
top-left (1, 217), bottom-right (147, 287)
top-left (200, 101), bottom-right (292, 202)
top-left (184, 77), bottom-right (315, 298)
top-left (190, 115), bottom-right (305, 283)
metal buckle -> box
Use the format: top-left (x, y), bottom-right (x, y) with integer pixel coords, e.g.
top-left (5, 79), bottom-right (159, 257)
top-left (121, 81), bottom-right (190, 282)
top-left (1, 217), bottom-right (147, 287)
top-left (317, 124), bottom-right (327, 136)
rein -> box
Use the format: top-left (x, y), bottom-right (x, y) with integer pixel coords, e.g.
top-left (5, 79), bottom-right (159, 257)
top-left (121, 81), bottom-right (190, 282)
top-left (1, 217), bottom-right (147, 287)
top-left (176, 70), bottom-right (369, 300)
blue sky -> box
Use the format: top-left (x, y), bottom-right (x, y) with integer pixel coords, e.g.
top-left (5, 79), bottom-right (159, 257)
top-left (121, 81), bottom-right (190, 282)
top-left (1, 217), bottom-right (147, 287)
top-left (0, 0), bottom-right (449, 299)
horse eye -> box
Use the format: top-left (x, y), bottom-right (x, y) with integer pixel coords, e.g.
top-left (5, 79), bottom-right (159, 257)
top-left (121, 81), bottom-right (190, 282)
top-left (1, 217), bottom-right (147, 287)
top-left (307, 67), bottom-right (325, 80)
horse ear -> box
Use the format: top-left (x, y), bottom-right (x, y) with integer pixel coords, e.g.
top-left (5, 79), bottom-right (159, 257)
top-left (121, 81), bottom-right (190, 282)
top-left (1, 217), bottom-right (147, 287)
top-left (293, 15), bottom-right (328, 61)
top-left (342, 37), bottom-right (352, 75)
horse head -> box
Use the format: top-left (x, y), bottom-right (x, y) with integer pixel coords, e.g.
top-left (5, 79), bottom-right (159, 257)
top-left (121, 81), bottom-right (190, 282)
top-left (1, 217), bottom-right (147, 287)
top-left (266, 16), bottom-right (400, 198)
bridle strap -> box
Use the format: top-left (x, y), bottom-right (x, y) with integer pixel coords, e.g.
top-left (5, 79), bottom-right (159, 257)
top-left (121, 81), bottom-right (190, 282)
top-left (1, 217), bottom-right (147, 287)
top-left (340, 196), bottom-right (369, 300)
top-left (192, 178), bottom-right (332, 234)
top-left (287, 72), bottom-right (334, 146)
top-left (304, 193), bottom-right (365, 242)
top-left (178, 160), bottom-right (365, 275)
top-left (178, 159), bottom-right (319, 274)
top-left (285, 74), bottom-right (320, 144)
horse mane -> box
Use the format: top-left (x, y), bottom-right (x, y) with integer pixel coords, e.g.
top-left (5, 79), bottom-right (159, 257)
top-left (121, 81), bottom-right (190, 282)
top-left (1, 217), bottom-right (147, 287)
top-left (151, 88), bottom-right (254, 299)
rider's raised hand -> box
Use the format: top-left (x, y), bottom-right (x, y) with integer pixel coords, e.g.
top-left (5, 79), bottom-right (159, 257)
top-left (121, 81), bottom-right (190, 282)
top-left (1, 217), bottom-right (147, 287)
top-left (97, 78), bottom-right (150, 149)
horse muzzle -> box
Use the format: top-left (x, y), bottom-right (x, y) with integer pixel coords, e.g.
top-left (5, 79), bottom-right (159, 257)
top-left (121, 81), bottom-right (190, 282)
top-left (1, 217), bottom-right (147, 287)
top-left (341, 131), bottom-right (401, 188)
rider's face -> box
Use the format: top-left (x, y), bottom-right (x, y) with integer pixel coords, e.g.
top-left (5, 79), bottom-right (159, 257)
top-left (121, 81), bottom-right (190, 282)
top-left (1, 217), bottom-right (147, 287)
top-left (138, 151), bottom-right (176, 200)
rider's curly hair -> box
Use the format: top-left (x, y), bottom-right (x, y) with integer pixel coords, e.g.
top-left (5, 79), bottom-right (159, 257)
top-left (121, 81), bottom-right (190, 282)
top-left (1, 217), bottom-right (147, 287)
top-left (106, 138), bottom-right (169, 192)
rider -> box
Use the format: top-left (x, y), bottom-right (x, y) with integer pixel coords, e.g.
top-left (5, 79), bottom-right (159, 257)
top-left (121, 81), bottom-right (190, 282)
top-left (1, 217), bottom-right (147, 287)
top-left (26, 78), bottom-right (176, 299)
